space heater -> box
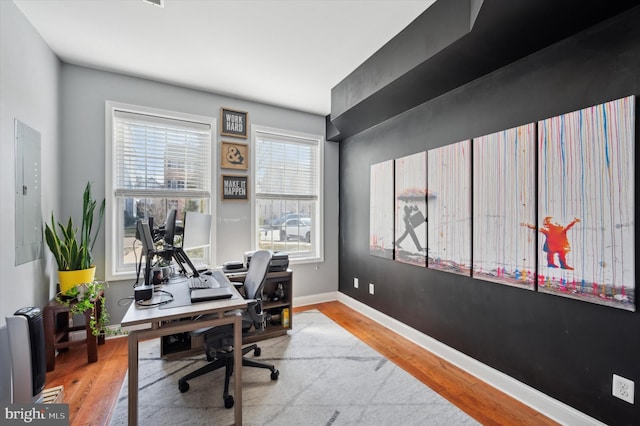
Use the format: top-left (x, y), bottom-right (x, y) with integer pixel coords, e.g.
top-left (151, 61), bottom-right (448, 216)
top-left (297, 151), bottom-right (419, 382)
top-left (6, 307), bottom-right (46, 403)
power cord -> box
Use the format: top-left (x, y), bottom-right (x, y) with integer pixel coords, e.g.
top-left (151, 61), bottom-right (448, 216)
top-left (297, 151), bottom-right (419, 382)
top-left (118, 288), bottom-right (175, 308)
top-left (134, 289), bottom-right (174, 307)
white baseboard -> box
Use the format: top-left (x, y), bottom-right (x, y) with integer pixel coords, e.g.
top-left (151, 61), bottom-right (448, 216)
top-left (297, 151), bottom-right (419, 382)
top-left (293, 291), bottom-right (339, 307)
top-left (336, 292), bottom-right (605, 426)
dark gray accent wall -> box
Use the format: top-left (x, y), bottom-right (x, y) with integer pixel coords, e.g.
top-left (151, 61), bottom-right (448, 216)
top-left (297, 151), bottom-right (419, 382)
top-left (338, 6), bottom-right (640, 425)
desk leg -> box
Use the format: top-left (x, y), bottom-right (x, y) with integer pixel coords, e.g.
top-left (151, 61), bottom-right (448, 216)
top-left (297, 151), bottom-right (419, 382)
top-left (233, 313), bottom-right (242, 425)
top-left (128, 331), bottom-right (139, 426)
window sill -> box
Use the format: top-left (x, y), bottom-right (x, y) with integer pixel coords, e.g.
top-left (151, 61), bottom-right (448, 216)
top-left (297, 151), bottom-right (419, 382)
top-left (288, 255), bottom-right (324, 265)
top-left (106, 269), bottom-right (139, 282)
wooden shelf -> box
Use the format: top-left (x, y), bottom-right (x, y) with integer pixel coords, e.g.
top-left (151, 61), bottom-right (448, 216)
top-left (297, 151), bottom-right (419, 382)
top-left (264, 300), bottom-right (289, 310)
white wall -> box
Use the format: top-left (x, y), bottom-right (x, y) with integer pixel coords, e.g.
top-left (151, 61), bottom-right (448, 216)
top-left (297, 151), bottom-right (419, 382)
top-left (60, 64), bottom-right (339, 324)
top-left (0, 0), bottom-right (61, 403)
top-left (0, 1), bottom-right (338, 403)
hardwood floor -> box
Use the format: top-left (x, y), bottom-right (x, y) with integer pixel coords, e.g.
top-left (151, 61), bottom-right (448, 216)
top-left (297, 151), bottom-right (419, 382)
top-left (45, 301), bottom-right (558, 425)
top-left (298, 303), bottom-right (558, 426)
top-left (45, 335), bottom-right (129, 425)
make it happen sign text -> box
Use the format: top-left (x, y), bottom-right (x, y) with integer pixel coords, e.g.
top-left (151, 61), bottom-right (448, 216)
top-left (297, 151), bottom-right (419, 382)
top-left (222, 175), bottom-right (248, 200)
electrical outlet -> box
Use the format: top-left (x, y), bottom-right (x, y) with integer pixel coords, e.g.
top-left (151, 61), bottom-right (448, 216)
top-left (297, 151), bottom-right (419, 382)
top-left (612, 374), bottom-right (635, 404)
top-left (353, 277), bottom-right (359, 288)
top-left (369, 283), bottom-right (374, 295)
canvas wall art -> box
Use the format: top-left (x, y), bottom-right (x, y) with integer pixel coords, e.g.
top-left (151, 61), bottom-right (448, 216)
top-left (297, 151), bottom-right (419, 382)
top-left (427, 140), bottom-right (472, 275)
top-left (395, 151), bottom-right (428, 267)
top-left (473, 123), bottom-right (536, 289)
top-left (536, 95), bottom-right (635, 311)
top-left (370, 160), bottom-right (394, 259)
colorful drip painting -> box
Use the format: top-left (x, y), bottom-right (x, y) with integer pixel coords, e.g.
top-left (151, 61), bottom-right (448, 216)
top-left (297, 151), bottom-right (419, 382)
top-left (473, 123), bottom-right (536, 289)
top-left (395, 152), bottom-right (428, 267)
top-left (536, 95), bottom-right (635, 311)
top-left (370, 160), bottom-right (394, 259)
top-left (427, 140), bottom-right (472, 275)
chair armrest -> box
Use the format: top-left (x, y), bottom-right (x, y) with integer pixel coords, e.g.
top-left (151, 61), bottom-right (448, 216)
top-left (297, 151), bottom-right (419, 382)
top-left (244, 298), bottom-right (265, 330)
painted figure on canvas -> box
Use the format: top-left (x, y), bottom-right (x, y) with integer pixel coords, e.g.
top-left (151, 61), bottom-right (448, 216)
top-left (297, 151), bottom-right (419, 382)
top-left (523, 217), bottom-right (580, 270)
top-left (536, 95), bottom-right (635, 311)
top-left (396, 204), bottom-right (424, 251)
top-left (395, 152), bottom-right (427, 266)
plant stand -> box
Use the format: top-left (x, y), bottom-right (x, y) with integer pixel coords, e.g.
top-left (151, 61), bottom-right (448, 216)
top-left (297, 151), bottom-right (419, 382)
top-left (43, 291), bottom-right (105, 372)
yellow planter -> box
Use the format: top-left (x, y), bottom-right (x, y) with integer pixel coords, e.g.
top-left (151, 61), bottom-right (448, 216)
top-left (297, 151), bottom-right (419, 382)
top-left (58, 266), bottom-right (96, 294)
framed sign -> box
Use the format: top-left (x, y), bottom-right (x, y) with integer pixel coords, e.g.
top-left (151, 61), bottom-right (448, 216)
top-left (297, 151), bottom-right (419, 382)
top-left (221, 141), bottom-right (248, 170)
top-left (222, 174), bottom-right (248, 200)
top-left (220, 107), bottom-right (248, 138)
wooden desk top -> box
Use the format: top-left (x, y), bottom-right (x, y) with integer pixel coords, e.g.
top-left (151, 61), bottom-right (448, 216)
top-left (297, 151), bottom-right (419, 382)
top-left (121, 271), bottom-right (247, 328)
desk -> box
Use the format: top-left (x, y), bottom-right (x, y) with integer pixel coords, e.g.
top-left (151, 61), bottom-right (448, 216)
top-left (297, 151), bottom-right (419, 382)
top-left (121, 271), bottom-right (247, 426)
top-left (162, 269), bottom-right (293, 357)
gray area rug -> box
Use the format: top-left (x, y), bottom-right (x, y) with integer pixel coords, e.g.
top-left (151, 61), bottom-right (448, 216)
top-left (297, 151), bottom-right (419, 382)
top-left (110, 310), bottom-right (479, 425)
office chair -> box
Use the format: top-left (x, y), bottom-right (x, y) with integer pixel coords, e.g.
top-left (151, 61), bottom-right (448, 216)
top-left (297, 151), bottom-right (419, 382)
top-left (177, 250), bottom-right (279, 408)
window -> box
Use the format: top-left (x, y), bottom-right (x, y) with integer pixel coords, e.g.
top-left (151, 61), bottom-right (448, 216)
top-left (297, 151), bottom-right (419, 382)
top-left (105, 102), bottom-right (216, 279)
top-left (252, 126), bottom-right (323, 262)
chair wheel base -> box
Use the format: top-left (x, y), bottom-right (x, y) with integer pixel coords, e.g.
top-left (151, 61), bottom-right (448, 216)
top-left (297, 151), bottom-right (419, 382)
top-left (271, 369), bottom-right (279, 380)
top-left (224, 395), bottom-right (234, 409)
top-left (178, 380), bottom-right (189, 393)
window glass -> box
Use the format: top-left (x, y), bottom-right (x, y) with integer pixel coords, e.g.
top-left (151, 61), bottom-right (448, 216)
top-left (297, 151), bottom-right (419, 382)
top-left (253, 127), bottom-right (322, 262)
top-left (106, 103), bottom-right (215, 279)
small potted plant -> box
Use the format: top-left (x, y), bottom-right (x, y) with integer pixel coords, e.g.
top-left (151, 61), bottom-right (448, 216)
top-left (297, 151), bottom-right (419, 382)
top-left (56, 280), bottom-right (111, 336)
top-left (44, 181), bottom-right (105, 294)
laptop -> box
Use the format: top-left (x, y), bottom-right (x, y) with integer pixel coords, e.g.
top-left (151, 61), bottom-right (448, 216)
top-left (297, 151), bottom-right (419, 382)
top-left (190, 286), bottom-right (233, 303)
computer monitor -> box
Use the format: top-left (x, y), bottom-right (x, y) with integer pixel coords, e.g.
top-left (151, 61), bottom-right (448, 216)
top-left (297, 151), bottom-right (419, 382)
top-left (182, 212), bottom-right (212, 250)
top-left (163, 209), bottom-right (177, 246)
top-left (136, 220), bottom-right (155, 287)
top-left (137, 220), bottom-right (155, 254)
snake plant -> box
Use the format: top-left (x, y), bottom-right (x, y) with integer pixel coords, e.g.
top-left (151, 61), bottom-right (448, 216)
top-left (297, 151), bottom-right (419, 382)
top-left (44, 182), bottom-right (105, 271)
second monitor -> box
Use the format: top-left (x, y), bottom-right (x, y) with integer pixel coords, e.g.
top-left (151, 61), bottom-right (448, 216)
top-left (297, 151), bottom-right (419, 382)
top-left (163, 209), bottom-right (178, 247)
top-left (182, 211), bottom-right (212, 251)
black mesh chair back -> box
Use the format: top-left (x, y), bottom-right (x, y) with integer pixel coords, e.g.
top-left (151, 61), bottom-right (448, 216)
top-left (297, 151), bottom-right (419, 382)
top-left (244, 250), bottom-right (272, 300)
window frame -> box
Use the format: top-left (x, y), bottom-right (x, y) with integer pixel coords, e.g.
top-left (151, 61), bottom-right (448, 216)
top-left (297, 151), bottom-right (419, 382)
top-left (105, 101), bottom-right (217, 281)
top-left (251, 125), bottom-right (324, 264)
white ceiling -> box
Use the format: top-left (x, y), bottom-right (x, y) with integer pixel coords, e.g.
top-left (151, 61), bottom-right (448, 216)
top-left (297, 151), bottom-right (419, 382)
top-left (13, 0), bottom-right (435, 116)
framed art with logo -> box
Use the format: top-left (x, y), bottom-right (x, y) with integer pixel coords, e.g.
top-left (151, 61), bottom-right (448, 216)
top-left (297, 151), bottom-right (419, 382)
top-left (221, 141), bottom-right (248, 170)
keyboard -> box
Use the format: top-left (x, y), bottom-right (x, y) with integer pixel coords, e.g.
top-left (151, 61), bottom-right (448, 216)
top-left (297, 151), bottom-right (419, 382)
top-left (192, 262), bottom-right (209, 272)
top-left (188, 275), bottom-right (221, 289)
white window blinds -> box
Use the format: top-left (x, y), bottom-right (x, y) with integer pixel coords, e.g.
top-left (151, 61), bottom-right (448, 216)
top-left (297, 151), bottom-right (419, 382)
top-left (255, 132), bottom-right (318, 200)
top-left (113, 110), bottom-right (211, 198)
